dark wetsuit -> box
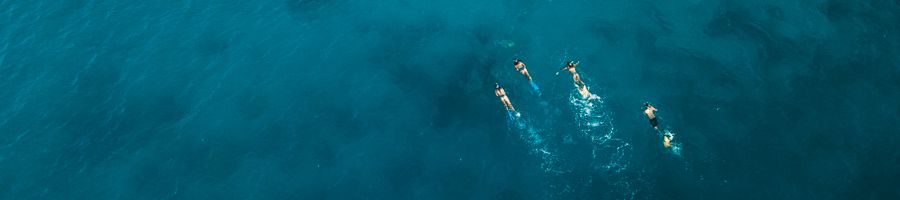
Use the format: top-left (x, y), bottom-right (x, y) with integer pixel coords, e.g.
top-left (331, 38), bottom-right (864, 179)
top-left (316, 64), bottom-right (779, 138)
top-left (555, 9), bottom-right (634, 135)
top-left (649, 117), bottom-right (659, 128)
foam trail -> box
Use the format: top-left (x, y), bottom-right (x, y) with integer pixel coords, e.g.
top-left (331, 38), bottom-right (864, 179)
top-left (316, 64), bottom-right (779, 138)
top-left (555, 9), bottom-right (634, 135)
top-left (568, 87), bottom-right (636, 199)
top-left (506, 111), bottom-right (562, 174)
top-left (569, 93), bottom-right (629, 171)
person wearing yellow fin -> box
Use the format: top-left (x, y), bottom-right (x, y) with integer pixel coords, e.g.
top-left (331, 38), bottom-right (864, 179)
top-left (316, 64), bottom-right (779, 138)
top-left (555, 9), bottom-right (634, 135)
top-left (495, 83), bottom-right (516, 111)
top-left (512, 59), bottom-right (533, 80)
top-left (643, 102), bottom-right (672, 148)
top-left (663, 132), bottom-right (673, 148)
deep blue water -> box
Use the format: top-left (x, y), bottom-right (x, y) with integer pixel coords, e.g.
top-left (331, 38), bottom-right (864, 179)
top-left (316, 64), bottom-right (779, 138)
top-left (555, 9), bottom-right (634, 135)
top-left (1, 0), bottom-right (899, 199)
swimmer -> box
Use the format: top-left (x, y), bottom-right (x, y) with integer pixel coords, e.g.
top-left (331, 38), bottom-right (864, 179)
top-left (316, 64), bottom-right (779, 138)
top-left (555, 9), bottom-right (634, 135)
top-left (559, 61), bottom-right (590, 98)
top-left (495, 83), bottom-right (515, 111)
top-left (558, 61), bottom-right (583, 84)
top-left (565, 60), bottom-right (579, 74)
top-left (556, 60), bottom-right (579, 75)
top-left (643, 102), bottom-right (659, 130)
top-left (513, 59), bottom-right (533, 80)
top-left (663, 132), bottom-right (673, 148)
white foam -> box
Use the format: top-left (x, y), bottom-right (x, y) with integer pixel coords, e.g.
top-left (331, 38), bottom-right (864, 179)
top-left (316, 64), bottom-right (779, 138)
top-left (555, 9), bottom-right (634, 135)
top-left (568, 90), bottom-right (631, 173)
top-left (506, 111), bottom-right (560, 173)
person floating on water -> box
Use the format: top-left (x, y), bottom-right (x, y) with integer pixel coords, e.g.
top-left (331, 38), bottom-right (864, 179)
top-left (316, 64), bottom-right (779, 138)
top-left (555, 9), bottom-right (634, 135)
top-left (495, 83), bottom-right (516, 111)
top-left (558, 61), bottom-right (591, 98)
top-left (513, 59), bottom-right (533, 80)
top-left (643, 102), bottom-right (673, 148)
top-left (514, 59), bottom-right (542, 94)
top-left (558, 60), bottom-right (579, 75)
top-left (643, 102), bottom-right (658, 129)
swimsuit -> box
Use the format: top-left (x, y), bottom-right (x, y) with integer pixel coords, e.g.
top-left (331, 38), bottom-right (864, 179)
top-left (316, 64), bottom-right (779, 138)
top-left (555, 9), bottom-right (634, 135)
top-left (515, 64), bottom-right (526, 73)
top-left (649, 117), bottom-right (659, 128)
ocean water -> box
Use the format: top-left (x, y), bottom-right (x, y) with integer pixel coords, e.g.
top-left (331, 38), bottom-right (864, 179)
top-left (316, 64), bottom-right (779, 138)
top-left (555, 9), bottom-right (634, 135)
top-left (1, 0), bottom-right (899, 199)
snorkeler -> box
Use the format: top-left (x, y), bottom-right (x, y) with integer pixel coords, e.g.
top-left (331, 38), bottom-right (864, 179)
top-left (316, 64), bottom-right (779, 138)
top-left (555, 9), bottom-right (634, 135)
top-left (559, 61), bottom-right (591, 98)
top-left (644, 103), bottom-right (674, 148)
top-left (643, 102), bottom-right (659, 130)
top-left (556, 60), bottom-right (579, 75)
top-left (495, 83), bottom-right (516, 111)
top-left (513, 59), bottom-right (533, 80)
top-left (514, 59), bottom-right (542, 94)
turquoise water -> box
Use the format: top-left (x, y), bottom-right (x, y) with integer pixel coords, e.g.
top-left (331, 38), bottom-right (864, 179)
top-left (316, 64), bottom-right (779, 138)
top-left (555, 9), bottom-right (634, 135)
top-left (1, 0), bottom-right (899, 199)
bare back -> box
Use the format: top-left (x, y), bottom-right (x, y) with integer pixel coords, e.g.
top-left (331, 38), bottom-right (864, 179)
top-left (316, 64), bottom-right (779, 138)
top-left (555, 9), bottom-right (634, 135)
top-left (644, 107), bottom-right (657, 119)
top-left (566, 62), bottom-right (578, 74)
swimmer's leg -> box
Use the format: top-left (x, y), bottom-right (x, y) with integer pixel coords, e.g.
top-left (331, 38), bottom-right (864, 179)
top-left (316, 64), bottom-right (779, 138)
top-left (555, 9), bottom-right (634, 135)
top-left (662, 132), bottom-right (673, 148)
top-left (578, 86), bottom-right (591, 99)
top-left (523, 68), bottom-right (532, 79)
